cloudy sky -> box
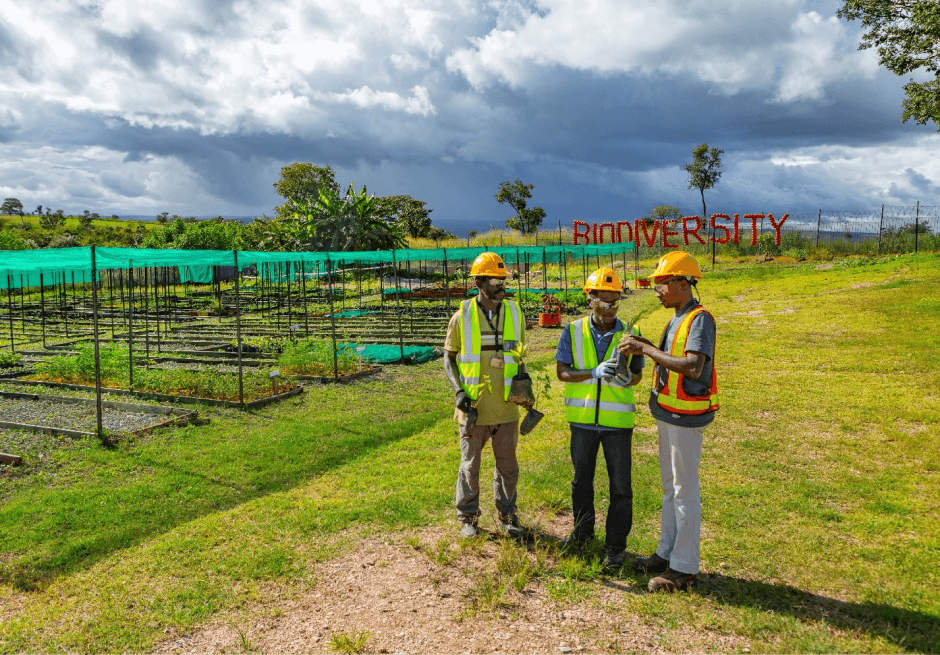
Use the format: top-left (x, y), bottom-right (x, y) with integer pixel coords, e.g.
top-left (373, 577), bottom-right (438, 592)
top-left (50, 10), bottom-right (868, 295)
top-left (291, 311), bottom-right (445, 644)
top-left (1, 0), bottom-right (938, 235)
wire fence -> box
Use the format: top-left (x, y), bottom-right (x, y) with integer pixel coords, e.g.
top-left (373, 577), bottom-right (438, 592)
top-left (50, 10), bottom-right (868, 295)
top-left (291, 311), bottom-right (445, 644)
top-left (515, 204), bottom-right (940, 262)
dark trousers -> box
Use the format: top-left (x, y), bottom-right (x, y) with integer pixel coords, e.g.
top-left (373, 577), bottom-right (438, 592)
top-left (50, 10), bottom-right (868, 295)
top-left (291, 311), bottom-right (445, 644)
top-left (569, 425), bottom-right (633, 551)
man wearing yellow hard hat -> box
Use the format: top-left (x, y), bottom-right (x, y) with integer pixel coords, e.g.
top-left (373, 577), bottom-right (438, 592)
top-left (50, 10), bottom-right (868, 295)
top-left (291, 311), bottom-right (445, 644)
top-left (444, 252), bottom-right (532, 539)
top-left (619, 251), bottom-right (718, 592)
top-left (555, 267), bottom-right (645, 570)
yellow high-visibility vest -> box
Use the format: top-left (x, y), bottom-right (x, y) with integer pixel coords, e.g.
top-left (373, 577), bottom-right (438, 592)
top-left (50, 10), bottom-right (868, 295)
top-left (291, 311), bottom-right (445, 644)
top-left (456, 298), bottom-right (522, 401)
top-left (564, 317), bottom-right (639, 428)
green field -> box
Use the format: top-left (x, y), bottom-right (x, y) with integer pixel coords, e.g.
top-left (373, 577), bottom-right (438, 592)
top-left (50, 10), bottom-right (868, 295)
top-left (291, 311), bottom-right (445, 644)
top-left (0, 253), bottom-right (938, 653)
top-left (0, 214), bottom-right (150, 229)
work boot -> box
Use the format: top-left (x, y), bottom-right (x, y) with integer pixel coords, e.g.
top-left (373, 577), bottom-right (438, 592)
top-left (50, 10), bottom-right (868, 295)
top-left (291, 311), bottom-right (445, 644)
top-left (558, 532), bottom-right (594, 549)
top-left (648, 568), bottom-right (698, 593)
top-left (632, 552), bottom-right (670, 575)
top-left (602, 549), bottom-right (626, 570)
top-left (460, 521), bottom-right (478, 538)
top-left (498, 514), bottom-right (524, 539)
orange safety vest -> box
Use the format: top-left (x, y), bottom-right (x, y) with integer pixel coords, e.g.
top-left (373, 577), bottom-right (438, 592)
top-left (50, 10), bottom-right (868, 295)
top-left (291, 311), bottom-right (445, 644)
top-left (655, 306), bottom-right (719, 415)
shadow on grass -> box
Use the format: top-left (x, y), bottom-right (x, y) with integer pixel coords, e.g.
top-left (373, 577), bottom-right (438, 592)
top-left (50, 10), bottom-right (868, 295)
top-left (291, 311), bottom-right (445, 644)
top-left (0, 408), bottom-right (443, 591)
top-left (695, 574), bottom-right (939, 652)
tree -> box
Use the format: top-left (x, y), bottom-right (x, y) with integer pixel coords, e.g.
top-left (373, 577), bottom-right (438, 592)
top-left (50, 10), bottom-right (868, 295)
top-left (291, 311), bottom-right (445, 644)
top-left (35, 205), bottom-right (42, 216)
top-left (495, 179), bottom-right (546, 234)
top-left (377, 195), bottom-right (437, 238)
top-left (1, 198), bottom-right (24, 216)
top-left (838, 0), bottom-right (940, 129)
top-left (240, 216), bottom-right (305, 251)
top-left (293, 182), bottom-right (405, 252)
top-left (40, 210), bottom-right (66, 230)
top-left (685, 144), bottom-right (723, 226)
top-left (78, 213), bottom-right (94, 228)
top-left (156, 212), bottom-right (170, 224)
top-left (273, 163), bottom-right (340, 220)
top-left (686, 144), bottom-right (723, 266)
top-left (648, 205), bottom-right (683, 223)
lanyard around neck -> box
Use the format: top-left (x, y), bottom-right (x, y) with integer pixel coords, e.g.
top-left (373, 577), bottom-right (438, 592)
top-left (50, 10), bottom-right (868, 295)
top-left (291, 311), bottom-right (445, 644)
top-left (479, 299), bottom-right (502, 351)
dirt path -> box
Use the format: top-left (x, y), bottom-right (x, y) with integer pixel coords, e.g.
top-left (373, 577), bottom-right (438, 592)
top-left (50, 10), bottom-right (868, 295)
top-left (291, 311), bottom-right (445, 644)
top-left (153, 517), bottom-right (744, 655)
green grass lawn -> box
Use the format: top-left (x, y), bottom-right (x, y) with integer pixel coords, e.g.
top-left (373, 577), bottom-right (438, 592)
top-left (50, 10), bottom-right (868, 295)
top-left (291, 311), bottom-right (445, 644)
top-left (0, 253), bottom-right (938, 653)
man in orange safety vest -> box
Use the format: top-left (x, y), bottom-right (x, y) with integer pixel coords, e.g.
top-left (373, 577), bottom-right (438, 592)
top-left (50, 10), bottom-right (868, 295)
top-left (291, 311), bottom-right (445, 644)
top-left (619, 251), bottom-right (718, 593)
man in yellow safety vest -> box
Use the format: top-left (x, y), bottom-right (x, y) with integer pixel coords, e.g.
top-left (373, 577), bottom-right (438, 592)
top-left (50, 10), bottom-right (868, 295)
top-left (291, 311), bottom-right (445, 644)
top-left (619, 251), bottom-right (718, 592)
top-left (555, 267), bottom-right (645, 569)
top-left (444, 252), bottom-right (531, 538)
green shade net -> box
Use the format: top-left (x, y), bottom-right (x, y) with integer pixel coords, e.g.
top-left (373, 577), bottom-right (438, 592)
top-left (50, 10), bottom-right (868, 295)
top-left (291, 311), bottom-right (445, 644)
top-left (331, 310), bottom-right (379, 317)
top-left (0, 242), bottom-right (634, 289)
top-left (342, 343), bottom-right (441, 364)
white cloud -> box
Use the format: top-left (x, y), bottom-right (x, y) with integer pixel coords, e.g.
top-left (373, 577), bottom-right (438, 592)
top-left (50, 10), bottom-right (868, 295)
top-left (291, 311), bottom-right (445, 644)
top-left (0, 143), bottom-right (253, 215)
top-left (0, 0), bottom-right (452, 135)
top-left (445, 0), bottom-right (878, 103)
top-left (316, 85), bottom-right (437, 116)
top-left (763, 136), bottom-right (940, 204)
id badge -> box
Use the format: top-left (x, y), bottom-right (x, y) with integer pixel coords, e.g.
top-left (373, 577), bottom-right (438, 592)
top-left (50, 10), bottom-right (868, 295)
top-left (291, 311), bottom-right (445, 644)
top-left (490, 356), bottom-right (504, 369)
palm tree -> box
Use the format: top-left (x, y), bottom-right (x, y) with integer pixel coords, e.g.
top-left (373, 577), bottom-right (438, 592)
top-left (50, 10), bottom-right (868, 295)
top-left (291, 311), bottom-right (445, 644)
top-left (292, 183), bottom-right (405, 252)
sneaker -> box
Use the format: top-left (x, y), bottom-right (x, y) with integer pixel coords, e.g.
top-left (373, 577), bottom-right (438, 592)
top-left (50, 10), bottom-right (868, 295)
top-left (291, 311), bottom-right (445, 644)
top-left (460, 522), bottom-right (478, 538)
top-left (558, 532), bottom-right (594, 548)
top-left (633, 552), bottom-right (670, 575)
top-left (602, 549), bottom-right (626, 570)
top-left (648, 567), bottom-right (698, 593)
top-left (497, 514), bottom-right (524, 538)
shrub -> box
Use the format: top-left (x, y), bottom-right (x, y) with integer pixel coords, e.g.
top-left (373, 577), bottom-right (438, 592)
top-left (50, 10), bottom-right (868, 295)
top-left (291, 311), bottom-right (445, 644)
top-left (0, 351), bottom-right (22, 367)
top-left (33, 342), bottom-right (299, 401)
top-left (0, 231), bottom-right (29, 250)
top-left (277, 337), bottom-right (359, 375)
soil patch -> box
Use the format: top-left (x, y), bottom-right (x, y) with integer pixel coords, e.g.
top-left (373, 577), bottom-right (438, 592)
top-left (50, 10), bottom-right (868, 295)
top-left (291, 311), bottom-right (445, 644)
top-left (152, 520), bottom-right (745, 654)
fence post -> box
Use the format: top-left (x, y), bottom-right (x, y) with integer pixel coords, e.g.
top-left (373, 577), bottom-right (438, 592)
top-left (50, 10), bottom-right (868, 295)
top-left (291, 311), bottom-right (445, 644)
top-left (915, 201), bottom-right (920, 254)
top-left (233, 250), bottom-right (244, 407)
top-left (325, 256), bottom-right (339, 379)
top-left (6, 275), bottom-right (13, 354)
top-left (816, 209), bottom-right (821, 248)
top-left (391, 249), bottom-right (405, 365)
top-left (90, 246), bottom-right (105, 444)
top-left (878, 204), bottom-right (884, 255)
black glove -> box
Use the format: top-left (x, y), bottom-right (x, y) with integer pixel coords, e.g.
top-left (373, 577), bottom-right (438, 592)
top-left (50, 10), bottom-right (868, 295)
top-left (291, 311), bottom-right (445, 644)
top-left (455, 390), bottom-right (472, 413)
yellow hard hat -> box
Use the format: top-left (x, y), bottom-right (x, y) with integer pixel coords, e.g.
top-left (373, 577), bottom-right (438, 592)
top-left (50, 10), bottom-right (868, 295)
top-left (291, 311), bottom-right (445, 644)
top-left (648, 251), bottom-right (703, 281)
top-left (583, 267), bottom-right (622, 294)
top-left (470, 252), bottom-right (508, 278)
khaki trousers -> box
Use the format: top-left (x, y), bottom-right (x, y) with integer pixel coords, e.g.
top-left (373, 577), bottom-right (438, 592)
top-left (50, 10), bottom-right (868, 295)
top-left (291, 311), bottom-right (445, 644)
top-left (455, 421), bottom-right (519, 523)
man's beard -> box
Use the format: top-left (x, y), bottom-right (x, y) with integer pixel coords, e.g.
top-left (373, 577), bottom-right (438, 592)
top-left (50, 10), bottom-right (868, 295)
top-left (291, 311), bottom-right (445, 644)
top-left (480, 286), bottom-right (504, 303)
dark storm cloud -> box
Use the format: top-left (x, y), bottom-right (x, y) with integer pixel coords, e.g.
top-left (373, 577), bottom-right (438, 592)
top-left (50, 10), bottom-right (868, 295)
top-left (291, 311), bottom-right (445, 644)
top-left (0, 0), bottom-right (937, 223)
top-left (95, 27), bottom-right (168, 72)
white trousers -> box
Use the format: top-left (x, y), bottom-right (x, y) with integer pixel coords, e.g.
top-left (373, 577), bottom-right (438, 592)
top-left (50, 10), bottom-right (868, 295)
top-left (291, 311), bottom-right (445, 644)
top-left (655, 420), bottom-right (703, 574)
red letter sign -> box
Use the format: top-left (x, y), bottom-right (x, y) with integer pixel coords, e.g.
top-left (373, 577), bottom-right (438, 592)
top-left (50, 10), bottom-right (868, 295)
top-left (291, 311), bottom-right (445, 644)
top-left (709, 214), bottom-right (730, 245)
top-left (768, 213), bottom-right (788, 246)
top-left (573, 220), bottom-right (590, 245)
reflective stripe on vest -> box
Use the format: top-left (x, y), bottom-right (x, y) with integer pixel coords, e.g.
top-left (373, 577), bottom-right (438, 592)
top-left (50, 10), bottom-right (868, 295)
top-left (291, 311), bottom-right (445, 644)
top-left (564, 317), bottom-right (638, 428)
top-left (656, 306), bottom-right (719, 415)
top-left (456, 298), bottom-right (522, 401)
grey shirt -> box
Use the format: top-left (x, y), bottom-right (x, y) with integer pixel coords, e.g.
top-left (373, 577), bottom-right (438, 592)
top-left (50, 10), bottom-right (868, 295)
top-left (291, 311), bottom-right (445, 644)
top-left (648, 299), bottom-right (717, 428)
